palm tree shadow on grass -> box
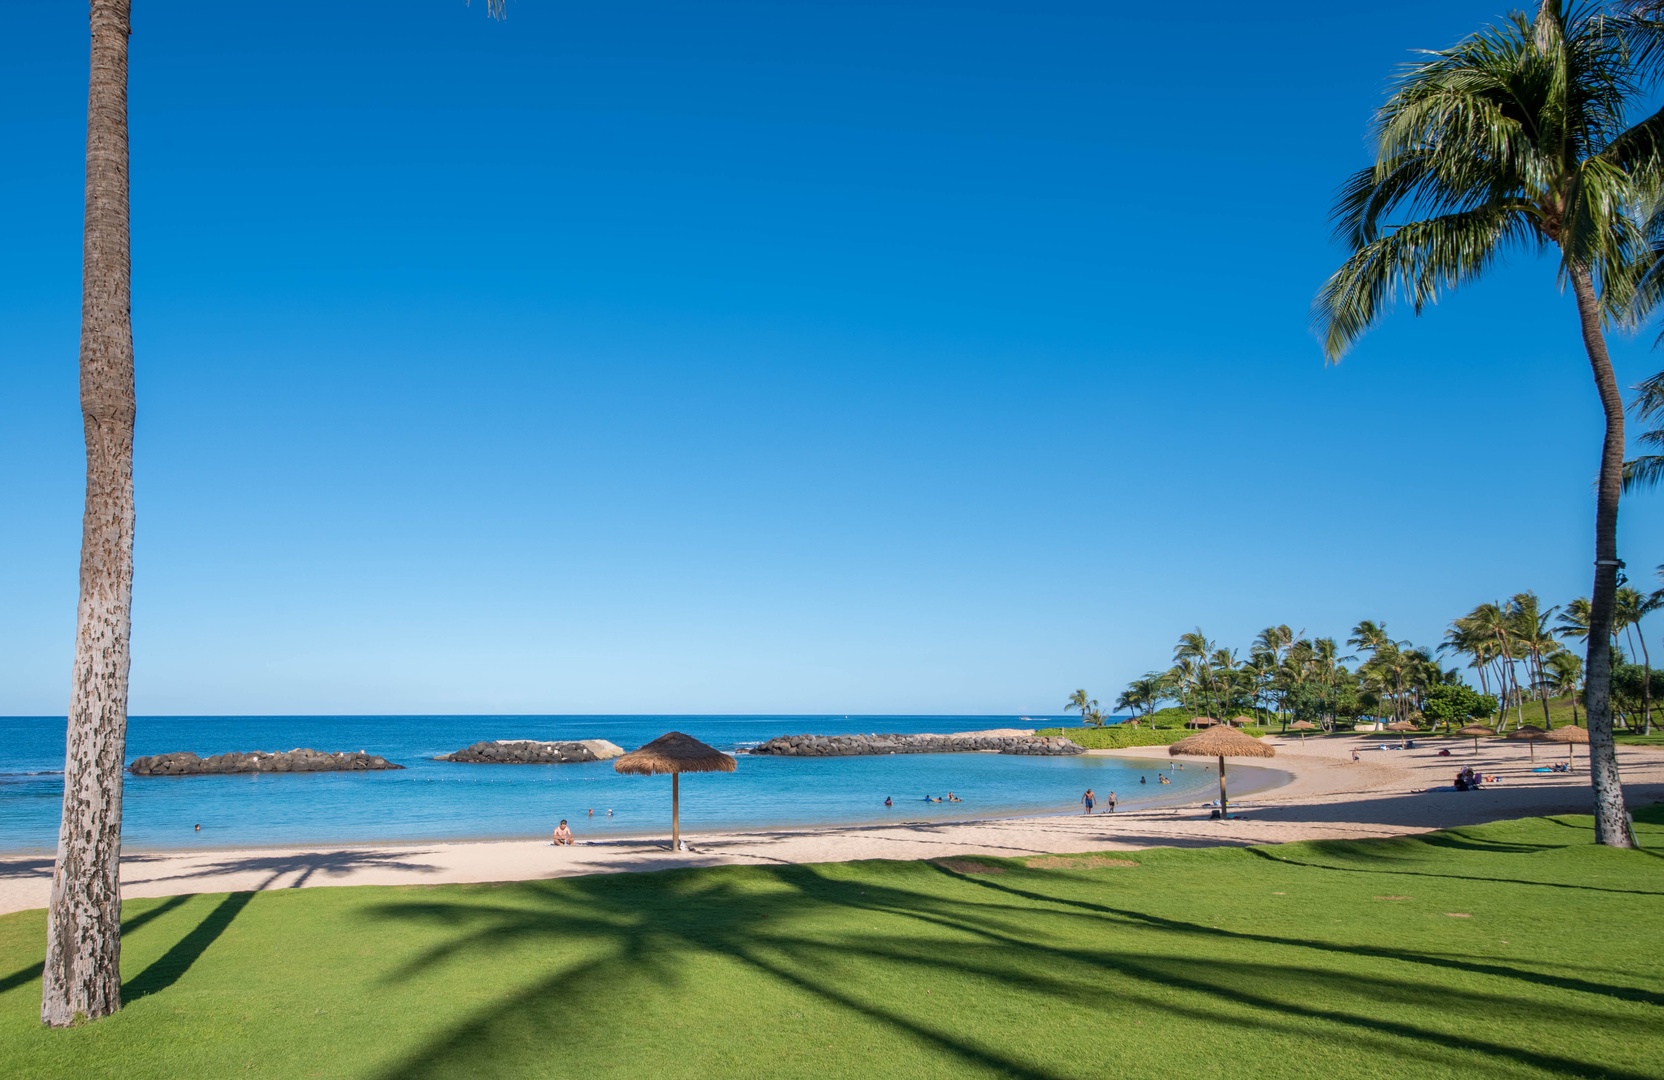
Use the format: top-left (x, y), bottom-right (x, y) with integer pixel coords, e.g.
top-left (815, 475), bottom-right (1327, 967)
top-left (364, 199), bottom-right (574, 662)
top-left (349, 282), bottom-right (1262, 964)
top-left (0, 892), bottom-right (198, 999)
top-left (359, 862), bottom-right (1658, 1079)
top-left (123, 891), bottom-right (253, 1003)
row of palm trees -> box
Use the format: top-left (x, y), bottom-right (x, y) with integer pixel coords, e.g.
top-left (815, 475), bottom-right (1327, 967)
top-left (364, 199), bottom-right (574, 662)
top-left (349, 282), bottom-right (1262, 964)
top-left (1104, 622), bottom-right (1456, 731)
top-left (1443, 580), bottom-right (1663, 734)
top-left (1098, 580), bottom-right (1660, 735)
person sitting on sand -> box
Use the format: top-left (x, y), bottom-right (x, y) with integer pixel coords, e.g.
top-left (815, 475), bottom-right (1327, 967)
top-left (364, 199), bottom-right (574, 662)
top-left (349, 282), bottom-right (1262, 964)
top-left (552, 820), bottom-right (574, 846)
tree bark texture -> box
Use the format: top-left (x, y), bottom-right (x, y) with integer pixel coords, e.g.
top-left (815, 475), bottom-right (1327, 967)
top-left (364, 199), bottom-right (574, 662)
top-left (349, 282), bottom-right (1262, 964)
top-left (1568, 265), bottom-right (1634, 849)
top-left (43, 0), bottom-right (136, 1026)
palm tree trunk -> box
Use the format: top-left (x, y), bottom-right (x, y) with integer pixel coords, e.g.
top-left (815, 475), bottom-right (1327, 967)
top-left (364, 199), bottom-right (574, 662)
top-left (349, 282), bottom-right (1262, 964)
top-left (42, 0), bottom-right (136, 1026)
top-left (1569, 264), bottom-right (1633, 848)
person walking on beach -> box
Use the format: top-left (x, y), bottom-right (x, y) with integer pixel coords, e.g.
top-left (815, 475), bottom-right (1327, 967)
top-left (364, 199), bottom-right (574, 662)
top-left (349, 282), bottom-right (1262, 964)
top-left (1107, 791), bottom-right (1117, 812)
top-left (1081, 788), bottom-right (1096, 814)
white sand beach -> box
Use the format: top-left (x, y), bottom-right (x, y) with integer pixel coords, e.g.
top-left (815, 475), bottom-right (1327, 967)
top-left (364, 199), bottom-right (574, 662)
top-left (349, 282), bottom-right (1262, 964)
top-left (2, 733), bottom-right (1659, 916)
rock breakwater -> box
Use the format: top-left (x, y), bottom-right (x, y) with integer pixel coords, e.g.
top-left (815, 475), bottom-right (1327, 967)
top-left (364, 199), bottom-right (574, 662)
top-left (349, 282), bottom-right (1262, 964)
top-left (750, 733), bottom-right (1084, 757)
top-left (129, 749), bottom-right (402, 776)
top-left (437, 739), bottom-right (625, 764)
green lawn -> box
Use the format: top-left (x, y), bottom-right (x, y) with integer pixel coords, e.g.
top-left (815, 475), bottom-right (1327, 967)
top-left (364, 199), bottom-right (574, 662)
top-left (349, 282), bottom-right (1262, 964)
top-left (2, 809), bottom-right (1662, 1079)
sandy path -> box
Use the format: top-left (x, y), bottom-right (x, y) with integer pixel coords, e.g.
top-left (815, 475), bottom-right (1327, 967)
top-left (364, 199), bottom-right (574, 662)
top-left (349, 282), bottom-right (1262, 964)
top-left (1, 735), bottom-right (1659, 915)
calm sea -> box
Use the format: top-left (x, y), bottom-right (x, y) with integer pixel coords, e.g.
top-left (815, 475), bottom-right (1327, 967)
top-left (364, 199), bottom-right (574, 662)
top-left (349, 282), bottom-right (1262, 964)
top-left (0, 715), bottom-right (1286, 852)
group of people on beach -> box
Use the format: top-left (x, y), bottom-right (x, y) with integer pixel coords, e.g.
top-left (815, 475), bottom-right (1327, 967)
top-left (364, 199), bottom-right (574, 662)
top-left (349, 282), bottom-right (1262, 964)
top-left (1081, 789), bottom-right (1116, 814)
top-left (883, 792), bottom-right (962, 806)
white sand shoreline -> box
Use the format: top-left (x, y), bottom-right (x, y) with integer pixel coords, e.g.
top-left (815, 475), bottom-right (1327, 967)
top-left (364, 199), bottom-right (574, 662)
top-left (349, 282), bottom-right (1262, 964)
top-left (1, 735), bottom-right (1658, 916)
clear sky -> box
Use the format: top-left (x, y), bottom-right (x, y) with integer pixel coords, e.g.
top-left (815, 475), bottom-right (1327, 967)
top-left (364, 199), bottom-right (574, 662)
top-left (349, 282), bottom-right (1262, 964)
top-left (2, 0), bottom-right (1661, 716)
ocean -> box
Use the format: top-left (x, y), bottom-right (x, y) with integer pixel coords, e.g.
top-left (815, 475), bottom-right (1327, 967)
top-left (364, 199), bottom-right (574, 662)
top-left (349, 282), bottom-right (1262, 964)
top-left (0, 715), bottom-right (1286, 852)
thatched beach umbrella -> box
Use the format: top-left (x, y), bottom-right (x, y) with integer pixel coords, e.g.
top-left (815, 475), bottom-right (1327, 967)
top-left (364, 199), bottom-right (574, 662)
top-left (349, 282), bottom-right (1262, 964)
top-left (1506, 724), bottom-right (1546, 763)
top-left (1456, 724), bottom-right (1494, 753)
top-left (1385, 720), bottom-right (1417, 748)
top-left (613, 732), bottom-right (736, 850)
top-left (1187, 716), bottom-right (1218, 729)
top-left (1230, 716), bottom-right (1255, 728)
top-left (1169, 726), bottom-right (1275, 818)
top-left (1289, 719), bottom-right (1317, 744)
top-left (1542, 724), bottom-right (1588, 770)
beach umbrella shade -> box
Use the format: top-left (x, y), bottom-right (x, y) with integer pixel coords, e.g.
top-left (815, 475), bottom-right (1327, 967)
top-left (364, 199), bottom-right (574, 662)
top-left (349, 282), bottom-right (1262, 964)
top-left (613, 732), bottom-right (736, 850)
top-left (1169, 726), bottom-right (1275, 818)
top-left (1230, 716), bottom-right (1255, 729)
top-left (1187, 716), bottom-right (1219, 729)
top-left (1385, 720), bottom-right (1417, 748)
top-left (1456, 724), bottom-right (1494, 753)
top-left (1541, 724), bottom-right (1589, 770)
top-left (1289, 720), bottom-right (1317, 745)
top-left (1506, 725), bottom-right (1547, 763)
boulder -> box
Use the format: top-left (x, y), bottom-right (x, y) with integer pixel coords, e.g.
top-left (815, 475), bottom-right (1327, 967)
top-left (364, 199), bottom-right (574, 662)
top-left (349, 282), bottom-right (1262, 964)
top-left (748, 733), bottom-right (1083, 757)
top-left (128, 749), bottom-right (402, 776)
top-left (436, 739), bottom-right (625, 764)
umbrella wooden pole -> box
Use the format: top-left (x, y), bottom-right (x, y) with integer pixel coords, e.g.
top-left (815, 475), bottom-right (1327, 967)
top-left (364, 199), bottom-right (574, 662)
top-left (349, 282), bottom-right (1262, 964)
top-left (1218, 756), bottom-right (1227, 817)
top-left (672, 772), bottom-right (680, 850)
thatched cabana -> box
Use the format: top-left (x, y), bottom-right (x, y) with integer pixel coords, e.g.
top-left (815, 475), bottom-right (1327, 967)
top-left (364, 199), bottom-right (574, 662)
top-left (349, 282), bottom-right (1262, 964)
top-left (1169, 726), bottom-right (1274, 818)
top-left (1506, 724), bottom-right (1546, 762)
top-left (1542, 724), bottom-right (1588, 770)
top-left (1455, 724), bottom-right (1494, 753)
top-left (614, 732), bottom-right (736, 850)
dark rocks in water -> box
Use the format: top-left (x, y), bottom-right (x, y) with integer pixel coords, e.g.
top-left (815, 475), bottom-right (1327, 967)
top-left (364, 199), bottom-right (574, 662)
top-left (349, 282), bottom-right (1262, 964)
top-left (749, 734), bottom-right (1085, 757)
top-left (129, 749), bottom-right (403, 776)
top-left (436, 739), bottom-right (625, 764)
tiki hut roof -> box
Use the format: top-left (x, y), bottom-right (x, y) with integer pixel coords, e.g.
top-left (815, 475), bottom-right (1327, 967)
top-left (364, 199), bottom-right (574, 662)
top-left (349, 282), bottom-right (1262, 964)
top-left (613, 732), bottom-right (737, 776)
top-left (1385, 720), bottom-right (1418, 732)
top-left (1230, 716), bottom-right (1255, 727)
top-left (1169, 726), bottom-right (1276, 759)
top-left (1542, 725), bottom-right (1590, 744)
top-left (1456, 724), bottom-right (1495, 737)
top-left (1289, 720), bottom-right (1318, 730)
top-left (1186, 716), bottom-right (1219, 728)
top-left (1505, 725), bottom-right (1547, 741)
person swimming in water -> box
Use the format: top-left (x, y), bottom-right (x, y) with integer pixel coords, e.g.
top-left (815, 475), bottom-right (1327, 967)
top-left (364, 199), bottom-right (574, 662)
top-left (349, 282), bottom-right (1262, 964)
top-left (884, 796), bottom-right (893, 807)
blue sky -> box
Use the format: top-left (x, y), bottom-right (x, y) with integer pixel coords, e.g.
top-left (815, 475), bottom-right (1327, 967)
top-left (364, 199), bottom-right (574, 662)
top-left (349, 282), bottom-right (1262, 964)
top-left (2, 0), bottom-right (1662, 715)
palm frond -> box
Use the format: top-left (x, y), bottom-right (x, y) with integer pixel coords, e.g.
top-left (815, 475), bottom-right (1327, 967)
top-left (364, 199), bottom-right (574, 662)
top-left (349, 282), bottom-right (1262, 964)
top-left (1314, 207), bottom-right (1538, 360)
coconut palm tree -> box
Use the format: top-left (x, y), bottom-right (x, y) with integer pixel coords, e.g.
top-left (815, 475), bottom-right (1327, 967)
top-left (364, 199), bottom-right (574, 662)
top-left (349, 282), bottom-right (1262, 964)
top-left (1614, 586), bottom-right (1660, 732)
top-left (41, 0), bottom-right (509, 1028)
top-left (1508, 592), bottom-right (1565, 726)
top-left (1314, 0), bottom-right (1656, 845)
top-left (1544, 650), bottom-right (1586, 724)
top-left (1115, 672), bottom-right (1169, 718)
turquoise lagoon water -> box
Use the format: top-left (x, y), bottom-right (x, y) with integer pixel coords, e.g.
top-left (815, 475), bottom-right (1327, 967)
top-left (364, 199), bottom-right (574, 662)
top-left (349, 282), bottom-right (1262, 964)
top-left (0, 716), bottom-right (1288, 852)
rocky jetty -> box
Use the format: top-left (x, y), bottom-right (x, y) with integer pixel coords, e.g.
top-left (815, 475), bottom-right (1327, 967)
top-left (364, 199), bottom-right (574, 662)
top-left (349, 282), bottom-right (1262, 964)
top-left (437, 739), bottom-right (626, 764)
top-left (749, 733), bottom-right (1084, 757)
top-left (129, 749), bottom-right (402, 776)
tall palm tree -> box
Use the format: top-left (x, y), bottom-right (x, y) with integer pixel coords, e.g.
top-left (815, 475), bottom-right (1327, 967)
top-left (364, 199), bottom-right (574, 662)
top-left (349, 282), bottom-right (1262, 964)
top-left (1065, 689), bottom-right (1095, 726)
top-left (1314, 0), bottom-right (1655, 845)
top-left (42, 0), bottom-right (508, 1028)
top-left (1508, 592), bottom-right (1565, 726)
top-left (1545, 649), bottom-right (1586, 724)
top-left (42, 0), bottom-right (137, 1028)
top-left (1614, 585), bottom-right (1660, 732)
